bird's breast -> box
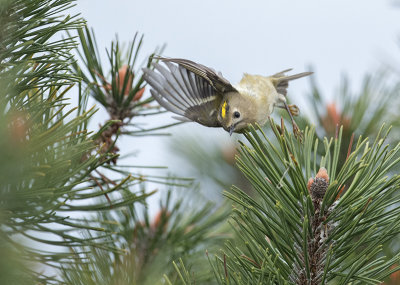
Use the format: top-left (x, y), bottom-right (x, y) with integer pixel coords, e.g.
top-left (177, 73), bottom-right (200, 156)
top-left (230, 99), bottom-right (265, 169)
top-left (235, 74), bottom-right (279, 121)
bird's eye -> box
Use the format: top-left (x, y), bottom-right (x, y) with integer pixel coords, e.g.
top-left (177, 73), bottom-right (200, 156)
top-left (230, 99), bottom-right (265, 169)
top-left (233, 111), bottom-right (241, 118)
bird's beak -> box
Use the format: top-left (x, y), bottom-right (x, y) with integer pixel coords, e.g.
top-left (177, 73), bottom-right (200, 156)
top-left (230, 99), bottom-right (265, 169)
top-left (229, 125), bottom-right (235, 136)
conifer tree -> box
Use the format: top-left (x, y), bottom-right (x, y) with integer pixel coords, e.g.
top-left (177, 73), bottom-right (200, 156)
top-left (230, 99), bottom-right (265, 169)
top-left (0, 1), bottom-right (227, 284)
top-left (1, 1), bottom-right (399, 284)
top-left (171, 123), bottom-right (400, 284)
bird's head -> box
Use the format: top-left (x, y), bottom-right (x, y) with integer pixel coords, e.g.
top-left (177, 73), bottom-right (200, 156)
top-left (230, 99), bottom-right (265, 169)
top-left (218, 95), bottom-right (252, 135)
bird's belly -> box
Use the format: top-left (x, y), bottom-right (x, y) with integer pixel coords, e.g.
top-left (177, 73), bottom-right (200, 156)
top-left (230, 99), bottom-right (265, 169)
top-left (235, 76), bottom-right (279, 127)
top-left (252, 93), bottom-right (276, 125)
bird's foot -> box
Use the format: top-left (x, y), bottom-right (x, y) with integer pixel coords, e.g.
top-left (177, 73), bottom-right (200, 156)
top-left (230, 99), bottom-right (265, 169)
top-left (288, 104), bottom-right (300, 116)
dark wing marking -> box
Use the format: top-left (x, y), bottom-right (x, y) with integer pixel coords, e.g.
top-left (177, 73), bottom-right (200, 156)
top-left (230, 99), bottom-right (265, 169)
top-left (158, 57), bottom-right (237, 93)
top-left (143, 57), bottom-right (236, 127)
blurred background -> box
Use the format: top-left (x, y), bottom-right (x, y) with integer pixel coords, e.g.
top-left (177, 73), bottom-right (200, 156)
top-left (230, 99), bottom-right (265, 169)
top-left (70, 0), bottom-right (400, 206)
top-left (2, 0), bottom-right (400, 284)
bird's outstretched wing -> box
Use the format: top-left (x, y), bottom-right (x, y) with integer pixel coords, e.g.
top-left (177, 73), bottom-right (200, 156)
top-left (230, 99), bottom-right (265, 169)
top-left (143, 57), bottom-right (237, 127)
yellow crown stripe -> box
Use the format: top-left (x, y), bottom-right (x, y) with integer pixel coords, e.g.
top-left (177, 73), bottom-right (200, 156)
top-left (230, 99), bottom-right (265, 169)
top-left (221, 101), bottom-right (227, 119)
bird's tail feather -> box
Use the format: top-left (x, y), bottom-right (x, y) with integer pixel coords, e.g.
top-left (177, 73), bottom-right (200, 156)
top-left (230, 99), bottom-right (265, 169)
top-left (272, 70), bottom-right (313, 96)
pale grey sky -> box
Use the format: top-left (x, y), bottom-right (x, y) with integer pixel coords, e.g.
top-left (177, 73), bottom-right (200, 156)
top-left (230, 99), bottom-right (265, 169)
top-left (73, 0), bottom-right (399, 92)
top-left (69, 0), bottom-right (400, 204)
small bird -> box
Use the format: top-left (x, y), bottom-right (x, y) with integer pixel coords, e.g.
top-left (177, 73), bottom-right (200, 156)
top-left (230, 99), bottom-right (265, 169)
top-left (143, 57), bottom-right (312, 137)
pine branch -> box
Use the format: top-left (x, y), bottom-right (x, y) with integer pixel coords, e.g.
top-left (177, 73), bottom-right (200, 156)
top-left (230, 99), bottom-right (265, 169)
top-left (0, 1), bottom-right (165, 283)
top-left (70, 26), bottom-right (171, 163)
top-left (60, 188), bottom-right (230, 285)
top-left (195, 122), bottom-right (400, 284)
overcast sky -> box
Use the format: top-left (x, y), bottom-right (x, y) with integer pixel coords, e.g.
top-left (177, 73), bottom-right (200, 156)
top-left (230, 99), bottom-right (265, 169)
top-left (73, 0), bottom-right (399, 91)
top-left (69, 0), bottom-right (400, 205)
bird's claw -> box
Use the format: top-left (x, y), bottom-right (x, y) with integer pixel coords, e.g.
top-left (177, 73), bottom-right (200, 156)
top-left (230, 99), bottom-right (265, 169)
top-left (283, 102), bottom-right (303, 141)
top-left (288, 104), bottom-right (300, 116)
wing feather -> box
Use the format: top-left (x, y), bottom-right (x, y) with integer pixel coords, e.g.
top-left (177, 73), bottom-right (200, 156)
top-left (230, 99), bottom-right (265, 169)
top-left (143, 57), bottom-right (236, 127)
top-left (177, 67), bottom-right (200, 105)
top-left (153, 63), bottom-right (194, 109)
top-left (158, 57), bottom-right (236, 93)
top-left (144, 68), bottom-right (189, 112)
top-left (164, 62), bottom-right (198, 108)
top-left (150, 89), bottom-right (185, 116)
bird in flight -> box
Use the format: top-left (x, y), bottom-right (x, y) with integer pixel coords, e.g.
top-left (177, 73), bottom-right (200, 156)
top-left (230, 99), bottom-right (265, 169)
top-left (143, 57), bottom-right (312, 137)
